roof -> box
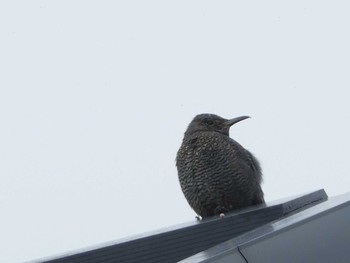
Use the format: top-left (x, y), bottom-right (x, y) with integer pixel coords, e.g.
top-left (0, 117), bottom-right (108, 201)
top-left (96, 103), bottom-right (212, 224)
top-left (38, 189), bottom-right (350, 263)
top-left (183, 190), bottom-right (350, 263)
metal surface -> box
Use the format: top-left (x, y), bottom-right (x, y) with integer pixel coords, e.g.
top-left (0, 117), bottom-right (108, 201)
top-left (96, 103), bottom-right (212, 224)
top-left (183, 191), bottom-right (350, 263)
top-left (241, 193), bottom-right (350, 263)
top-left (40, 190), bottom-right (328, 263)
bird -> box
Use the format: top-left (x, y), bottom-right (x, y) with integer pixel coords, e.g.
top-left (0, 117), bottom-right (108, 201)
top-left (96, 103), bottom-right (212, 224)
top-left (176, 113), bottom-right (264, 218)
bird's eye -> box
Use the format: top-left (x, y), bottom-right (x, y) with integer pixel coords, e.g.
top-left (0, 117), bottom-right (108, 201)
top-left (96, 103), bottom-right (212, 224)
top-left (206, 120), bottom-right (214, 125)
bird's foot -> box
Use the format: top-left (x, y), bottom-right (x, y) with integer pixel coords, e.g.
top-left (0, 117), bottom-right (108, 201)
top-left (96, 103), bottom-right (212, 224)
top-left (195, 216), bottom-right (201, 221)
top-left (214, 206), bottom-right (228, 216)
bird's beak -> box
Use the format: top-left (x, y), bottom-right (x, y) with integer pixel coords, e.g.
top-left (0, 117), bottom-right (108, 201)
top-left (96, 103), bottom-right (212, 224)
top-left (225, 116), bottom-right (250, 127)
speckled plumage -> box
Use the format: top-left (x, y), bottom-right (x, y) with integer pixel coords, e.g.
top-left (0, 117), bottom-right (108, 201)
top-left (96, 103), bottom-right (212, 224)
top-left (176, 114), bottom-right (264, 218)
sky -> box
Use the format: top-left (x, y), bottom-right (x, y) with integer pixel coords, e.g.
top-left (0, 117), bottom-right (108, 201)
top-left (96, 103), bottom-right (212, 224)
top-left (1, 1), bottom-right (350, 262)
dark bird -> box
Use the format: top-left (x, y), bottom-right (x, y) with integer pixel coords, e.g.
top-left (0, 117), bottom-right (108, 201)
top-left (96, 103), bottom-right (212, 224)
top-left (176, 113), bottom-right (264, 218)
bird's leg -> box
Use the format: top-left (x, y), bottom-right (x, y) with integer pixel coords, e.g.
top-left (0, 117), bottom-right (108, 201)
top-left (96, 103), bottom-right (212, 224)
top-left (214, 206), bottom-right (228, 217)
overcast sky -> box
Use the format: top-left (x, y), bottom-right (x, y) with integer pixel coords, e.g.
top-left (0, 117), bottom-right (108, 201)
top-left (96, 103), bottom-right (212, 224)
top-left (1, 1), bottom-right (350, 262)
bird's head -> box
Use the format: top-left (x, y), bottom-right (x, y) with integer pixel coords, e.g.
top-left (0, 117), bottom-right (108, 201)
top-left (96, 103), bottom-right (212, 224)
top-left (185, 113), bottom-right (250, 136)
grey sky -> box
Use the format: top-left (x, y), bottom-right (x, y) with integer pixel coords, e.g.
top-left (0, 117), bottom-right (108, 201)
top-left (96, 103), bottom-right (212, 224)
top-left (1, 1), bottom-right (350, 262)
